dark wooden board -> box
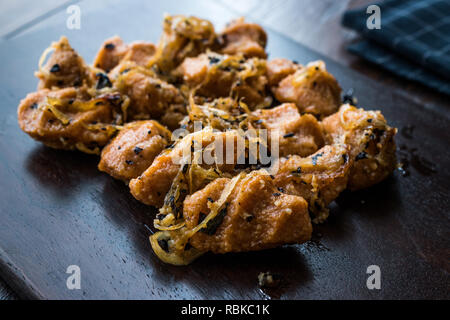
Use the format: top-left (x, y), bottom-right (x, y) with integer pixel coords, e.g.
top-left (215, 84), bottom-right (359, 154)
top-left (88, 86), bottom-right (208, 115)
top-left (0, 0), bottom-right (449, 300)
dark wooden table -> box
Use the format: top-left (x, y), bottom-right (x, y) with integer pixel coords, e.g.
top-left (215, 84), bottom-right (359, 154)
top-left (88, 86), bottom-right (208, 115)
top-left (1, 0), bottom-right (448, 300)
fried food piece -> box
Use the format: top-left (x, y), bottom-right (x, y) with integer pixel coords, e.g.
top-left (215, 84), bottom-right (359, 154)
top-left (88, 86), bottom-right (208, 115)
top-left (274, 144), bottom-right (352, 223)
top-left (93, 36), bottom-right (129, 72)
top-left (129, 128), bottom-right (246, 207)
top-left (183, 172), bottom-right (312, 254)
top-left (98, 121), bottom-right (171, 182)
top-left (36, 37), bottom-right (94, 90)
top-left (220, 18), bottom-right (267, 58)
top-left (113, 69), bottom-right (186, 129)
top-left (250, 103), bottom-right (325, 157)
top-left (129, 152), bottom-right (179, 207)
top-left (183, 97), bottom-right (246, 131)
top-left (94, 36), bottom-right (157, 73)
top-left (183, 103), bottom-right (323, 159)
top-left (266, 58), bottom-right (300, 86)
top-left (273, 61), bottom-right (341, 118)
top-left (18, 87), bottom-right (125, 154)
top-left (160, 104), bottom-right (189, 131)
top-left (124, 41), bottom-right (158, 66)
top-left (177, 52), bottom-right (269, 108)
top-left (149, 15), bottom-right (216, 74)
top-left (180, 97), bottom-right (247, 132)
top-left (322, 104), bottom-right (397, 191)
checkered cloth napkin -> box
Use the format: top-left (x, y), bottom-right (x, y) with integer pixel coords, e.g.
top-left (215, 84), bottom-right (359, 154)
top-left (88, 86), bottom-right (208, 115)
top-left (342, 0), bottom-right (450, 95)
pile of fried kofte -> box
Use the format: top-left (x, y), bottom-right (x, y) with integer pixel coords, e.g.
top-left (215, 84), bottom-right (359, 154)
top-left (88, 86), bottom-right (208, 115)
top-left (18, 15), bottom-right (397, 265)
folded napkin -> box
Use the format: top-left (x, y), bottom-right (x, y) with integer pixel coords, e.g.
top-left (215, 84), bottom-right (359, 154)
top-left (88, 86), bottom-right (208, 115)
top-left (343, 0), bottom-right (450, 95)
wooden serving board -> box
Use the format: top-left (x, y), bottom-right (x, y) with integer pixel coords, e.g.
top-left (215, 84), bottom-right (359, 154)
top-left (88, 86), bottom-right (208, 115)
top-left (0, 0), bottom-right (448, 299)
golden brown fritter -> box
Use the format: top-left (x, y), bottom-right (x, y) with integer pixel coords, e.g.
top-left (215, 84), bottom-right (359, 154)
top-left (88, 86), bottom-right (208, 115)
top-left (18, 87), bottom-right (125, 153)
top-left (98, 121), bottom-right (171, 182)
top-left (180, 97), bottom-right (244, 132)
top-left (93, 36), bottom-right (129, 73)
top-left (129, 152), bottom-right (179, 207)
top-left (321, 104), bottom-right (397, 191)
top-left (274, 144), bottom-right (352, 223)
top-left (124, 41), bottom-right (158, 67)
top-left (219, 18), bottom-right (267, 58)
top-left (177, 52), bottom-right (270, 108)
top-left (266, 58), bottom-right (300, 87)
top-left (149, 15), bottom-right (217, 74)
top-left (183, 172), bottom-right (312, 254)
top-left (94, 36), bottom-right (156, 77)
top-left (93, 36), bottom-right (157, 73)
top-left (273, 60), bottom-right (342, 118)
top-left (36, 37), bottom-right (94, 90)
top-left (160, 104), bottom-right (189, 131)
top-left (113, 69), bottom-right (186, 129)
top-left (250, 103), bottom-right (325, 157)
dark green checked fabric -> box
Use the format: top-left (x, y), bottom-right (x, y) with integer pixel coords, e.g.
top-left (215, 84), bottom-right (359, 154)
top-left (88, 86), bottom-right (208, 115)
top-left (348, 40), bottom-right (450, 95)
top-left (343, 0), bottom-right (450, 95)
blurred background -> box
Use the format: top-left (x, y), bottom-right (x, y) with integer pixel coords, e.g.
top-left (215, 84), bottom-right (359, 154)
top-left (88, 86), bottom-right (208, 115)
top-left (0, 0), bottom-right (448, 300)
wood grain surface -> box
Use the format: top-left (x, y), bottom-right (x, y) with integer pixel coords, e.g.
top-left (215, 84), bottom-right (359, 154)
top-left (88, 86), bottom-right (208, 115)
top-left (0, 0), bottom-right (449, 299)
